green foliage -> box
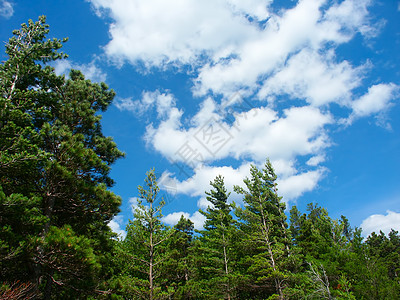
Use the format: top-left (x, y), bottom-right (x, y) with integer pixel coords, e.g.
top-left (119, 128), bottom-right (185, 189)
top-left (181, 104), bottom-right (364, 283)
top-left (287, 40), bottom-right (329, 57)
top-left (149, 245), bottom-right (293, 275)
top-left (190, 175), bottom-right (239, 299)
top-left (289, 202), bottom-right (400, 299)
top-left (0, 16), bottom-right (123, 298)
top-left (114, 169), bottom-right (173, 299)
top-left (0, 187), bottom-right (46, 282)
top-left (234, 160), bottom-right (291, 299)
top-left (162, 215), bottom-right (194, 298)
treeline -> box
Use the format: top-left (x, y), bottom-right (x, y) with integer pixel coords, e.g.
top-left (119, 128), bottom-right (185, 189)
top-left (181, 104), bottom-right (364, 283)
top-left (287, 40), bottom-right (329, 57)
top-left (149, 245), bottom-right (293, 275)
top-left (1, 17), bottom-right (399, 299)
top-left (107, 166), bottom-right (400, 300)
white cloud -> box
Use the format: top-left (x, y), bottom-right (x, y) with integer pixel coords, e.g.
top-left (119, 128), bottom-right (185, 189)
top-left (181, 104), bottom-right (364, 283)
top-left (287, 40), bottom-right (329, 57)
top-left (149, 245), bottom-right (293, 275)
top-left (0, 0), bottom-right (13, 19)
top-left (143, 97), bottom-right (332, 204)
top-left (323, 0), bottom-right (377, 39)
top-left (162, 211), bottom-right (206, 230)
top-left (115, 90), bottom-right (176, 118)
top-left (167, 161), bottom-right (324, 206)
top-left (89, 0), bottom-right (373, 68)
top-left (345, 83), bottom-right (399, 124)
top-left (163, 163), bottom-right (326, 229)
top-left (230, 106), bottom-right (333, 162)
top-left (89, 0), bottom-right (261, 68)
top-left (90, 0), bottom-right (380, 103)
top-left (129, 197), bottom-right (141, 214)
top-left (361, 210), bottom-right (400, 237)
top-left (145, 98), bottom-right (332, 166)
top-left (194, 0), bottom-right (374, 97)
top-left (113, 97), bottom-right (136, 112)
top-left (270, 159), bottom-right (297, 178)
top-left (189, 211), bottom-right (207, 230)
top-left (53, 59), bottom-right (107, 82)
top-left (191, 97), bottom-right (218, 127)
top-left (108, 215), bottom-right (126, 239)
top-left (194, 0), bottom-right (324, 96)
top-left (225, 0), bottom-right (272, 20)
top-left (53, 60), bottom-right (71, 75)
top-left (277, 168), bottom-right (326, 201)
top-left (259, 49), bottom-right (363, 106)
top-left (162, 211), bottom-right (190, 226)
top-left (172, 163), bottom-right (251, 198)
top-left (306, 154), bottom-right (326, 167)
top-left (154, 92), bottom-right (177, 117)
top-left (197, 196), bottom-right (213, 210)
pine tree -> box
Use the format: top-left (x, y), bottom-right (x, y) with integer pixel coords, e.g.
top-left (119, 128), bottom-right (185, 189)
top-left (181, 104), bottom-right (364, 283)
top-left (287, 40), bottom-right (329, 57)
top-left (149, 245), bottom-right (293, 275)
top-left (289, 204), bottom-right (366, 299)
top-left (162, 215), bottom-right (194, 298)
top-left (360, 230), bottom-right (400, 298)
top-left (191, 175), bottom-right (239, 299)
top-left (0, 17), bottom-right (123, 298)
top-left (234, 160), bottom-right (291, 299)
top-left (119, 169), bottom-right (173, 299)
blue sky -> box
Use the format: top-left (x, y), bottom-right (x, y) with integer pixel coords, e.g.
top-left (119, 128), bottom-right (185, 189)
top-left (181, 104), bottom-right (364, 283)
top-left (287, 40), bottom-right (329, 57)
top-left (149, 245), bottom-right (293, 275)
top-left (1, 0), bottom-right (399, 238)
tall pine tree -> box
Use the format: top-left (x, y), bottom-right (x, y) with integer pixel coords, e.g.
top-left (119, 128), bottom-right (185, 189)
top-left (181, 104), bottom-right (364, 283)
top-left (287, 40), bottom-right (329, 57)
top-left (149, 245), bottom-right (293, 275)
top-left (234, 160), bottom-right (291, 299)
top-left (119, 169), bottom-right (173, 299)
top-left (191, 175), bottom-right (239, 299)
top-left (162, 215), bottom-right (194, 298)
top-left (0, 17), bottom-right (123, 298)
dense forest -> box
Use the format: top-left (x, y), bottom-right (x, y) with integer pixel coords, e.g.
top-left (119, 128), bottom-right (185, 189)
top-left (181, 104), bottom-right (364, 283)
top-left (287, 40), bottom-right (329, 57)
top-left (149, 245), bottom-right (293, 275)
top-left (1, 17), bottom-right (399, 299)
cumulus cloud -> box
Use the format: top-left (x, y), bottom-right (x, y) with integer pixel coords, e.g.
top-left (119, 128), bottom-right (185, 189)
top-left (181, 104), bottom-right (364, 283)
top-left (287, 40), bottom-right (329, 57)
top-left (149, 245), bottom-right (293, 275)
top-left (194, 0), bottom-right (374, 96)
top-left (141, 93), bottom-right (332, 205)
top-left (172, 163), bottom-right (251, 198)
top-left (89, 0), bottom-right (262, 67)
top-left (361, 210), bottom-right (400, 237)
top-left (89, 0), bottom-right (384, 102)
top-left (197, 196), bottom-right (213, 210)
top-left (163, 161), bottom-right (326, 229)
top-left (166, 160), bottom-right (324, 206)
top-left (115, 90), bottom-right (176, 118)
top-left (162, 211), bottom-right (206, 230)
top-left (129, 197), bottom-right (141, 214)
top-left (277, 168), bottom-right (326, 201)
top-left (258, 49), bottom-right (363, 106)
top-left (344, 83), bottom-right (399, 125)
top-left (306, 154), bottom-right (326, 167)
top-left (230, 106), bottom-right (332, 161)
top-left (89, 0), bottom-right (385, 106)
top-left (145, 98), bottom-right (332, 165)
top-left (0, 0), bottom-right (13, 19)
top-left (162, 211), bottom-right (190, 225)
top-left (108, 215), bottom-right (126, 239)
top-left (53, 59), bottom-right (107, 82)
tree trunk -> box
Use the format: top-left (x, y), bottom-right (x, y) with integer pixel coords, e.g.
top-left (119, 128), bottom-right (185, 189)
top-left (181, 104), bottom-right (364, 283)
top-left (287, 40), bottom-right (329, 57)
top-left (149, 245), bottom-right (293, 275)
top-left (274, 185), bottom-right (291, 255)
top-left (222, 231), bottom-right (231, 300)
top-left (260, 200), bottom-right (284, 299)
top-left (149, 201), bottom-right (154, 300)
top-left (43, 271), bottom-right (54, 300)
top-left (35, 193), bottom-right (56, 298)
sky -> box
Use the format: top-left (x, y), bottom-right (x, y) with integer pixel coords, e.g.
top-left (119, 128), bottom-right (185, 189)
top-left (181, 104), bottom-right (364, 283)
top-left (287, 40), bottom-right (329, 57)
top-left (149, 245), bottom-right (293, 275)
top-left (1, 0), bottom-right (399, 239)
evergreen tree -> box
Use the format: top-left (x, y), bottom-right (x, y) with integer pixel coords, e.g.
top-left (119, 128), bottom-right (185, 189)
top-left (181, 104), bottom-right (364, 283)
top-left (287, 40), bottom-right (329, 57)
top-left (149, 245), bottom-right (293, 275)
top-left (359, 229), bottom-right (400, 298)
top-left (290, 204), bottom-right (335, 260)
top-left (162, 215), bottom-right (194, 299)
top-left (234, 160), bottom-right (291, 299)
top-left (190, 175), bottom-right (239, 299)
top-left (118, 169), bottom-right (173, 299)
top-left (0, 17), bottom-right (123, 298)
top-left (289, 204), bottom-right (378, 299)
